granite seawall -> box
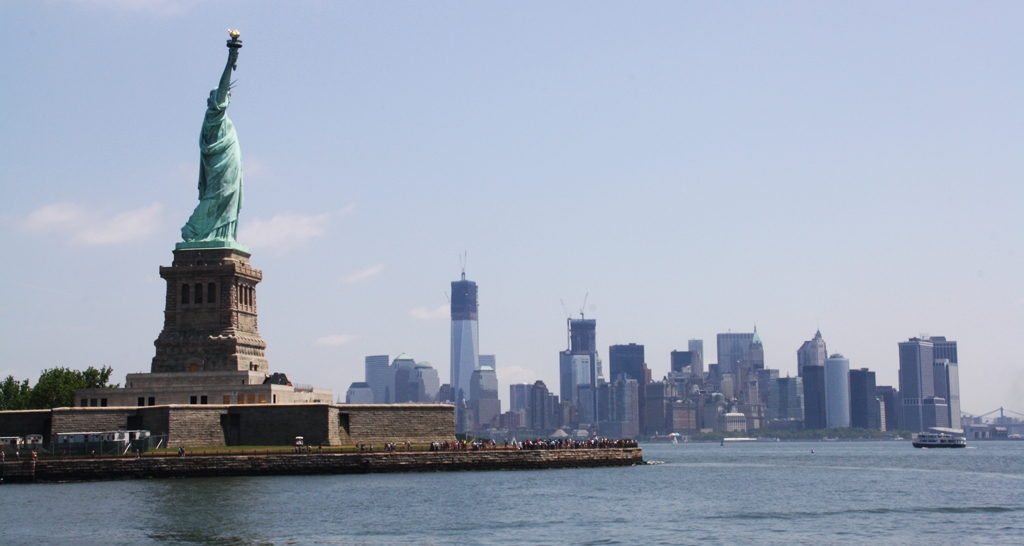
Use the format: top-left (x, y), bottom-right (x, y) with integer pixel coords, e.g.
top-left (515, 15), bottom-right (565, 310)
top-left (0, 448), bottom-right (643, 483)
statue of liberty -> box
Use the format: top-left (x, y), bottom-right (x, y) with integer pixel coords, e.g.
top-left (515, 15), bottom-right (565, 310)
top-left (179, 31), bottom-right (246, 250)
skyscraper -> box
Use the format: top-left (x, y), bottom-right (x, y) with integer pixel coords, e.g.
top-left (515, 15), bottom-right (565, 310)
top-left (597, 375), bottom-right (639, 439)
top-left (479, 354), bottom-right (496, 371)
top-left (688, 339), bottom-right (705, 378)
top-left (509, 383), bottom-right (532, 413)
top-left (824, 354), bottom-right (851, 428)
top-left (364, 355), bottom-right (391, 403)
top-left (644, 380), bottom-right (677, 436)
top-left (528, 380), bottom-right (557, 432)
top-left (849, 368), bottom-right (879, 430)
top-left (609, 344), bottom-right (645, 382)
top-left (767, 376), bottom-right (804, 424)
top-left (470, 366), bottom-right (500, 429)
top-left (450, 272), bottom-right (479, 405)
top-left (930, 336), bottom-right (961, 430)
top-left (345, 382), bottom-right (374, 404)
top-left (748, 327), bottom-right (765, 370)
top-left (717, 332), bottom-right (754, 374)
top-left (757, 368), bottom-right (780, 409)
top-left (899, 337), bottom-right (935, 433)
top-left (797, 330), bottom-right (828, 378)
top-left (670, 351), bottom-right (698, 374)
top-left (609, 344), bottom-right (648, 432)
top-left (559, 318), bottom-right (599, 418)
top-left (931, 359), bottom-right (954, 429)
top-left (876, 385), bottom-right (900, 432)
top-left (803, 365), bottom-right (827, 429)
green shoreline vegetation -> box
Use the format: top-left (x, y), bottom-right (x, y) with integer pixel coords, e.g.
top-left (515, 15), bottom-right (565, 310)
top-left (0, 366), bottom-right (117, 410)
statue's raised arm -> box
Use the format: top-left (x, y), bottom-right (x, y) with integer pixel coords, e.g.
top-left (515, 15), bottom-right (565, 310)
top-left (214, 34), bottom-right (240, 106)
top-left (178, 31), bottom-right (247, 251)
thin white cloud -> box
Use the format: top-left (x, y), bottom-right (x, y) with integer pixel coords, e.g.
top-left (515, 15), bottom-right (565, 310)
top-left (70, 0), bottom-right (198, 16)
top-left (243, 156), bottom-right (270, 179)
top-left (239, 212), bottom-right (328, 254)
top-left (340, 263), bottom-right (385, 284)
top-left (316, 334), bottom-right (359, 347)
top-left (497, 365), bottom-right (537, 387)
top-left (339, 204), bottom-right (355, 215)
top-left (24, 202), bottom-right (162, 245)
top-left (409, 305), bottom-right (448, 320)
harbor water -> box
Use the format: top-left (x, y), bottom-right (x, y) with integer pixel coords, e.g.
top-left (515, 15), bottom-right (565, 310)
top-left (3, 441), bottom-right (1022, 544)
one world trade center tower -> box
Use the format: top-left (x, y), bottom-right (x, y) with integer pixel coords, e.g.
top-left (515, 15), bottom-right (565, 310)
top-left (450, 272), bottom-right (479, 408)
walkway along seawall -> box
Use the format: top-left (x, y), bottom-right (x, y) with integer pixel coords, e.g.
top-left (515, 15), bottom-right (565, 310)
top-left (0, 448), bottom-right (643, 483)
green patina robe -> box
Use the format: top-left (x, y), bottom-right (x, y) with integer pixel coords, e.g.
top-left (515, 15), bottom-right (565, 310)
top-left (181, 92), bottom-right (243, 243)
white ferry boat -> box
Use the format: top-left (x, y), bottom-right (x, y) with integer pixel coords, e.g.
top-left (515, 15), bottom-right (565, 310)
top-left (913, 428), bottom-right (966, 449)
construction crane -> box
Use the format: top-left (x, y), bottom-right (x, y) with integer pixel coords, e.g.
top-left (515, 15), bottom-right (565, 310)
top-left (559, 299), bottom-right (571, 350)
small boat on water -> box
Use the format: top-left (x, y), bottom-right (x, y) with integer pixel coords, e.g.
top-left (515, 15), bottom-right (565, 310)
top-left (913, 428), bottom-right (967, 449)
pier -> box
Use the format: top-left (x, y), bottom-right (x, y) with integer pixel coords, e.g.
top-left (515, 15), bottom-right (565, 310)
top-left (0, 447), bottom-right (643, 484)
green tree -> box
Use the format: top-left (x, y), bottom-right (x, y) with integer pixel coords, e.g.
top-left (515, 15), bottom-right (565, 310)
top-left (0, 375), bottom-right (32, 410)
top-left (81, 365), bottom-right (115, 389)
top-left (27, 366), bottom-right (117, 409)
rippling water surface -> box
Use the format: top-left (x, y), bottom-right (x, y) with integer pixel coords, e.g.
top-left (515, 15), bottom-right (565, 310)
top-left (5, 441), bottom-right (1023, 544)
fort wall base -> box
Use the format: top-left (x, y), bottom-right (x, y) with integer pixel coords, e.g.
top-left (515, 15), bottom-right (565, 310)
top-left (0, 404), bottom-right (454, 447)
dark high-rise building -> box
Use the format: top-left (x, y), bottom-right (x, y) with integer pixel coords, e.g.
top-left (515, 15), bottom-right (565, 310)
top-left (509, 383), bottom-right (532, 413)
top-left (644, 380), bottom-right (677, 436)
top-left (670, 351), bottom-right (699, 374)
top-left (803, 365), bottom-right (827, 430)
top-left (797, 330), bottom-right (828, 378)
top-left (849, 368), bottom-right (880, 430)
top-left (609, 344), bottom-right (645, 382)
top-left (576, 384), bottom-right (596, 424)
top-left (899, 337), bottom-right (935, 433)
top-left (931, 336), bottom-right (958, 365)
top-left (437, 383), bottom-right (454, 404)
top-left (609, 344), bottom-right (647, 432)
top-left (559, 318), bottom-right (599, 422)
top-left (757, 368), bottom-right (780, 409)
top-left (528, 380), bottom-right (557, 432)
top-left (876, 386), bottom-right (900, 432)
top-left (767, 376), bottom-right (804, 423)
top-left (571, 318), bottom-right (597, 352)
top-left (598, 375), bottom-right (639, 439)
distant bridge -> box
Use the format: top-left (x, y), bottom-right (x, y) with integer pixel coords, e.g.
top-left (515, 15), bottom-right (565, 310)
top-left (961, 407), bottom-right (1024, 422)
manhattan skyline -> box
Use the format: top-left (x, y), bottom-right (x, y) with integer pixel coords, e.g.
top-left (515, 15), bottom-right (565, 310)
top-left (1, 3), bottom-right (1023, 413)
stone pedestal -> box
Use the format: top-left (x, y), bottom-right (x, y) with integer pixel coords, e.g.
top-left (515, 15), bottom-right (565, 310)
top-left (152, 248), bottom-right (268, 374)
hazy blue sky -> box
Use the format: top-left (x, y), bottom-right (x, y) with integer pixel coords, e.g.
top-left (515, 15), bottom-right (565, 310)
top-left (2, 2), bottom-right (1023, 415)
